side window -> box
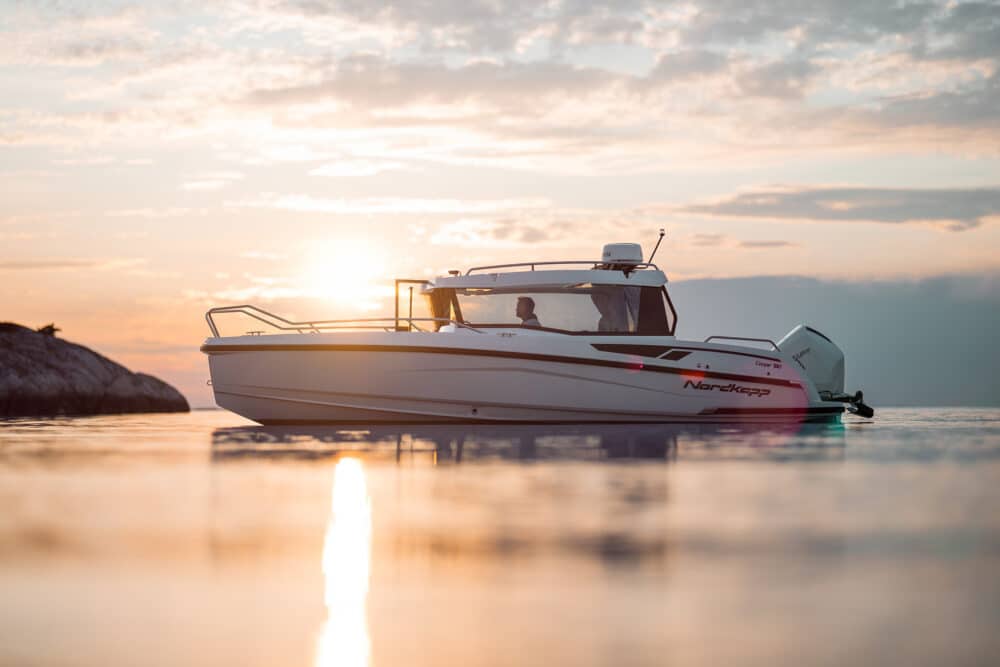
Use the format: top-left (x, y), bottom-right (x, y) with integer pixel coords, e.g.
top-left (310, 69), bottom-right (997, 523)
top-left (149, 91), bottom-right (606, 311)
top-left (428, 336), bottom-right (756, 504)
top-left (662, 287), bottom-right (677, 334)
top-left (636, 286), bottom-right (670, 335)
top-left (426, 288), bottom-right (454, 330)
top-left (591, 285), bottom-right (635, 332)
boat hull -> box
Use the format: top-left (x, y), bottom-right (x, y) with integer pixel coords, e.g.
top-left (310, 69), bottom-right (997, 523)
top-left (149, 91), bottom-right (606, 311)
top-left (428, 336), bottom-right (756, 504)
top-left (203, 334), bottom-right (843, 425)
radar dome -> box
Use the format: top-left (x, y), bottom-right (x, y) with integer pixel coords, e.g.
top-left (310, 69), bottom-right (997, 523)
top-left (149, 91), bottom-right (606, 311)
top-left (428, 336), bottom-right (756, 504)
top-left (601, 243), bottom-right (644, 265)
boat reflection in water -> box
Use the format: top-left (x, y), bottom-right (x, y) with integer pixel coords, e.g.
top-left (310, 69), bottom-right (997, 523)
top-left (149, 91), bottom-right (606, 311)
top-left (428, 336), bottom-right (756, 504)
top-left (207, 420), bottom-right (848, 666)
top-left (314, 458), bottom-right (372, 667)
top-left (211, 421), bottom-right (845, 464)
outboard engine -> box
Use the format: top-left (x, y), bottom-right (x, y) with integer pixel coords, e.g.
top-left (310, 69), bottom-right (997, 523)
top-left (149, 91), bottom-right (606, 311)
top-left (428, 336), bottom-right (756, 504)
top-left (778, 325), bottom-right (874, 418)
top-left (778, 325), bottom-right (844, 395)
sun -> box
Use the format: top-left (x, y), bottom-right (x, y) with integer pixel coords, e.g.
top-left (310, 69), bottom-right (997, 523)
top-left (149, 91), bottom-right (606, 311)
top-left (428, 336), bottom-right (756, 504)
top-left (301, 239), bottom-right (390, 311)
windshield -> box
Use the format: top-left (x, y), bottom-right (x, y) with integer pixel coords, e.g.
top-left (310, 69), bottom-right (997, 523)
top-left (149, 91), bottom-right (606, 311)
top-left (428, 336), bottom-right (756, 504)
top-left (425, 284), bottom-right (676, 335)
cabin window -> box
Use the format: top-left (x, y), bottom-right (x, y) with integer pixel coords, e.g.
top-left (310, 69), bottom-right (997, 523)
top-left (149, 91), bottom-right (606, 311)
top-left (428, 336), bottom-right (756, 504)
top-left (426, 288), bottom-right (453, 330)
top-left (661, 287), bottom-right (678, 334)
top-left (430, 284), bottom-right (675, 335)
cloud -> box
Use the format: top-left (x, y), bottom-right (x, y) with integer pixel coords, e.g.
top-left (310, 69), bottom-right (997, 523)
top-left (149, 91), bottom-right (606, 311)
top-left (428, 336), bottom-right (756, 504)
top-left (685, 233), bottom-right (797, 249)
top-left (242, 55), bottom-right (617, 110)
top-left (645, 50), bottom-right (730, 84)
top-left (738, 240), bottom-right (798, 249)
top-left (689, 233), bottom-right (727, 247)
top-left (0, 231), bottom-right (41, 241)
top-left (234, 194), bottom-right (551, 215)
top-left (2, 0), bottom-right (999, 173)
top-left (99, 339), bottom-right (198, 356)
top-left (0, 259), bottom-right (93, 271)
top-left (47, 35), bottom-right (151, 66)
top-left (911, 2), bottom-right (1000, 62)
top-left (678, 185), bottom-right (1000, 231)
top-left (863, 73), bottom-right (1000, 130)
top-left (105, 207), bottom-right (210, 218)
top-left (0, 258), bottom-right (146, 271)
top-left (53, 156), bottom-right (117, 166)
top-left (180, 180), bottom-right (229, 191)
top-left (678, 0), bottom-right (939, 48)
top-left (428, 217), bottom-right (570, 247)
top-left (5, 1), bottom-right (999, 166)
top-left (309, 159), bottom-right (405, 177)
top-left (737, 59), bottom-right (818, 99)
top-left (180, 171), bottom-right (244, 192)
top-left (240, 250), bottom-right (288, 261)
top-left (185, 285), bottom-right (305, 303)
top-left (0, 5), bottom-right (155, 67)
top-left (264, 0), bottom-right (650, 53)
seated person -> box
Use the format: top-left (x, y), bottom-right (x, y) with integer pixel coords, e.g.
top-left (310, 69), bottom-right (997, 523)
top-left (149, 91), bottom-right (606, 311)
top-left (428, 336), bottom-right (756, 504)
top-left (590, 285), bottom-right (632, 332)
top-left (516, 297), bottom-right (541, 328)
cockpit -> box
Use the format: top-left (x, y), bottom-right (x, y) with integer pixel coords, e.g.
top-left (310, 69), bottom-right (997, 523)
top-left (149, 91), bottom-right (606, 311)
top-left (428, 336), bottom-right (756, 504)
top-left (396, 252), bottom-right (677, 336)
top-left (422, 283), bottom-right (676, 335)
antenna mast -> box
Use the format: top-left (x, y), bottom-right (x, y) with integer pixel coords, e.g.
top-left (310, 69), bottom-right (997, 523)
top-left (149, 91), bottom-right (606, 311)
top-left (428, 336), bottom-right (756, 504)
top-left (647, 229), bottom-right (665, 263)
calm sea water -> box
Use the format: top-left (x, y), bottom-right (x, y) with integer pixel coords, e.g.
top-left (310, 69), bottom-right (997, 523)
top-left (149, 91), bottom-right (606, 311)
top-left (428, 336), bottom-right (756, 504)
top-left (1, 408), bottom-right (999, 666)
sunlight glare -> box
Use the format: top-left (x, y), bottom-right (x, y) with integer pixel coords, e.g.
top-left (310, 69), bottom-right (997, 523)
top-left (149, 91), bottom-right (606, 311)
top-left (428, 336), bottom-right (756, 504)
top-left (315, 457), bottom-right (372, 667)
top-left (302, 239), bottom-right (391, 311)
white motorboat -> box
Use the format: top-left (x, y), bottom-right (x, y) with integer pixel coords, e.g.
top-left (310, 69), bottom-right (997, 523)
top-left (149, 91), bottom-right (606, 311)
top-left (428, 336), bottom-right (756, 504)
top-left (202, 241), bottom-right (873, 425)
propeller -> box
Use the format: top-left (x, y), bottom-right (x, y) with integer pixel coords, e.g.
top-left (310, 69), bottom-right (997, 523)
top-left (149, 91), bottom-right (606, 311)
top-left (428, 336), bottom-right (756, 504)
top-left (846, 390), bottom-right (875, 419)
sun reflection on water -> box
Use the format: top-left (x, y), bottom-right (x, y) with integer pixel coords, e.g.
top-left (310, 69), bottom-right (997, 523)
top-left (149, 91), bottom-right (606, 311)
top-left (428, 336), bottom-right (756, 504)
top-left (315, 458), bottom-right (372, 667)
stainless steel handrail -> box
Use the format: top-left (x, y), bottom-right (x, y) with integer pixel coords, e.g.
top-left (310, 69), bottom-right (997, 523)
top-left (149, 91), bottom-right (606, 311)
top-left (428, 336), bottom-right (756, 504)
top-left (703, 335), bottom-right (780, 351)
top-left (205, 304), bottom-right (482, 338)
top-left (465, 261), bottom-right (661, 275)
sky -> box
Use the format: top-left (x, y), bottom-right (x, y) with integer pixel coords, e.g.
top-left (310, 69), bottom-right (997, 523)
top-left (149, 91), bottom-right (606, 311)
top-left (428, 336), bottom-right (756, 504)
top-left (1, 0), bottom-right (999, 407)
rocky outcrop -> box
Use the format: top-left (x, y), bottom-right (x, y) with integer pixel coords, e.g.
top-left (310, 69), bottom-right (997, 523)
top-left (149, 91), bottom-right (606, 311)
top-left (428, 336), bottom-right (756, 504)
top-left (0, 323), bottom-right (189, 417)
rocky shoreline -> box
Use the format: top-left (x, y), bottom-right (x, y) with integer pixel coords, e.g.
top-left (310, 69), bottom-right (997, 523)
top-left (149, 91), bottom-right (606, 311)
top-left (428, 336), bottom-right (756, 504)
top-left (0, 323), bottom-right (189, 417)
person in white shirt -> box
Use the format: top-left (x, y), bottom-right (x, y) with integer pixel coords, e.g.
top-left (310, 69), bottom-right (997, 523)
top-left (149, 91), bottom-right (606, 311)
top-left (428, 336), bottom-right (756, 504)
top-left (516, 297), bottom-right (541, 328)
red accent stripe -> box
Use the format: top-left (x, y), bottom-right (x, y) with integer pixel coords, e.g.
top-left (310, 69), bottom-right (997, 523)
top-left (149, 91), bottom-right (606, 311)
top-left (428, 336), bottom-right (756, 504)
top-left (201, 343), bottom-right (802, 389)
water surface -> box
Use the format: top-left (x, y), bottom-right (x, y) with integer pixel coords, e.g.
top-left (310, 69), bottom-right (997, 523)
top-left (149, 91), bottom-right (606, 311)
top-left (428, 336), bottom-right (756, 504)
top-left (1, 409), bottom-right (999, 666)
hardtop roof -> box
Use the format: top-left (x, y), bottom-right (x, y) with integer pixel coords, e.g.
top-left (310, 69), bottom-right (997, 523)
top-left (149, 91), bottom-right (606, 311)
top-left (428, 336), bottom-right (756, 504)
top-left (429, 267), bottom-right (668, 290)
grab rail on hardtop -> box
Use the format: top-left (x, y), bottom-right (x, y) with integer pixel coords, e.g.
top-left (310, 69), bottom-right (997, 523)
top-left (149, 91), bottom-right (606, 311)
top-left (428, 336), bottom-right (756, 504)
top-left (204, 304), bottom-right (481, 338)
top-left (466, 260), bottom-right (661, 274)
top-left (703, 335), bottom-right (780, 351)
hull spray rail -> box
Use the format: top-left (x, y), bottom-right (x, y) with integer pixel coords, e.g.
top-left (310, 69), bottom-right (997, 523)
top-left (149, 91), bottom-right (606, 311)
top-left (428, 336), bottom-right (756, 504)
top-left (703, 335), bottom-right (780, 351)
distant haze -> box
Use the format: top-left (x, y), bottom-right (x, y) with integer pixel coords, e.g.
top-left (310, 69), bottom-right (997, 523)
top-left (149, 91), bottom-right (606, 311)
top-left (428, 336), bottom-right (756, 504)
top-left (672, 274), bottom-right (1000, 407)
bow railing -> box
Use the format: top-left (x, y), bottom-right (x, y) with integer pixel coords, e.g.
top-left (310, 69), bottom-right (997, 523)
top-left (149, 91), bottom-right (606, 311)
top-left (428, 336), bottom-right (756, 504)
top-left (205, 304), bottom-right (481, 337)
